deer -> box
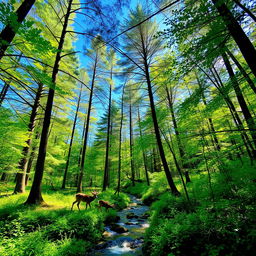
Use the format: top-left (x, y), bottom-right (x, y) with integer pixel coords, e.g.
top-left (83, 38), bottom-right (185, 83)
top-left (71, 191), bottom-right (99, 211)
top-left (98, 200), bottom-right (115, 211)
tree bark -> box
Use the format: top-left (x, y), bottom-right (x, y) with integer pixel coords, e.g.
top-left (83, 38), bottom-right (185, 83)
top-left (144, 57), bottom-right (180, 195)
top-left (62, 83), bottom-right (82, 189)
top-left (233, 0), bottom-right (256, 23)
top-left (77, 58), bottom-right (97, 193)
top-left (0, 0), bottom-right (36, 60)
top-left (103, 68), bottom-right (113, 191)
top-left (1, 172), bottom-right (7, 181)
top-left (166, 86), bottom-right (191, 183)
top-left (210, 66), bottom-right (256, 160)
top-left (115, 85), bottom-right (125, 195)
top-left (129, 97), bottom-right (135, 186)
top-left (0, 81), bottom-right (10, 106)
top-left (222, 52), bottom-right (256, 150)
top-left (196, 75), bottom-right (221, 152)
top-left (138, 107), bottom-right (150, 186)
top-left (226, 48), bottom-right (256, 94)
top-left (25, 0), bottom-right (73, 205)
top-left (212, 0), bottom-right (256, 78)
top-left (14, 81), bottom-right (43, 194)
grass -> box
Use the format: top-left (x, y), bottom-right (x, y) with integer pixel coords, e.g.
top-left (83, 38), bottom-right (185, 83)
top-left (0, 187), bottom-right (130, 256)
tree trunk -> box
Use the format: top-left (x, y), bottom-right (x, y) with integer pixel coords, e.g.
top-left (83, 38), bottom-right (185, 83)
top-left (143, 58), bottom-right (179, 195)
top-left (166, 86), bottom-right (191, 183)
top-left (226, 48), bottom-right (256, 94)
top-left (196, 75), bottom-right (221, 151)
top-left (129, 99), bottom-right (135, 186)
top-left (25, 0), bottom-right (73, 205)
top-left (210, 66), bottom-right (256, 159)
top-left (138, 107), bottom-right (150, 186)
top-left (233, 0), bottom-right (256, 22)
top-left (222, 52), bottom-right (256, 151)
top-left (14, 81), bottom-right (43, 194)
top-left (62, 83), bottom-right (82, 189)
top-left (161, 129), bottom-right (190, 202)
top-left (115, 85), bottom-right (125, 195)
top-left (1, 172), bottom-right (7, 181)
top-left (212, 0), bottom-right (256, 78)
top-left (0, 81), bottom-right (10, 106)
top-left (0, 0), bottom-right (36, 60)
top-left (103, 69), bottom-right (112, 191)
top-left (77, 58), bottom-right (97, 193)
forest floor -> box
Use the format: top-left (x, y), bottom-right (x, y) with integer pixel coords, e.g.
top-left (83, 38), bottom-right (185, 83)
top-left (1, 160), bottom-right (256, 256)
top-left (0, 186), bottom-right (130, 256)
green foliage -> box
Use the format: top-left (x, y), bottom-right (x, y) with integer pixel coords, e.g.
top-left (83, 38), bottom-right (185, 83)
top-left (143, 160), bottom-right (256, 256)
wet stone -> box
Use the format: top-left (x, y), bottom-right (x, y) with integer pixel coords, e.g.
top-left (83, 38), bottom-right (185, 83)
top-left (110, 224), bottom-right (128, 233)
top-left (126, 212), bottom-right (139, 219)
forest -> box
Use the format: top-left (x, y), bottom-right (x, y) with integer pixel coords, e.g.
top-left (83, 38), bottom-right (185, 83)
top-left (0, 0), bottom-right (256, 255)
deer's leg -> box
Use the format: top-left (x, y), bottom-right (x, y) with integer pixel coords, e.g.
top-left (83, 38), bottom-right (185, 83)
top-left (71, 200), bottom-right (77, 211)
top-left (86, 203), bottom-right (88, 209)
top-left (77, 202), bottom-right (81, 211)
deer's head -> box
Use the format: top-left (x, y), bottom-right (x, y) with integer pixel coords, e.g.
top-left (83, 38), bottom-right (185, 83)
top-left (91, 191), bottom-right (99, 198)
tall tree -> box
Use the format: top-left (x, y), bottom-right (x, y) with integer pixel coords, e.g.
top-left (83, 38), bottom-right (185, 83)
top-left (62, 83), bottom-right (83, 189)
top-left (14, 80), bottom-right (43, 193)
top-left (123, 6), bottom-right (180, 195)
top-left (77, 36), bottom-right (106, 193)
top-left (103, 50), bottom-right (116, 191)
top-left (212, 0), bottom-right (256, 78)
top-left (25, 0), bottom-right (73, 205)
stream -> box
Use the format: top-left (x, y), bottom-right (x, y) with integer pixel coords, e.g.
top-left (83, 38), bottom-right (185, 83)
top-left (89, 195), bottom-right (150, 255)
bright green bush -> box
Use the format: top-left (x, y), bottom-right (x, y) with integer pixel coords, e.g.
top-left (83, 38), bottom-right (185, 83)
top-left (143, 161), bottom-right (256, 256)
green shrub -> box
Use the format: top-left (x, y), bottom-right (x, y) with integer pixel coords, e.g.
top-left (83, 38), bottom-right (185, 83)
top-left (44, 211), bottom-right (103, 241)
top-left (144, 162), bottom-right (256, 256)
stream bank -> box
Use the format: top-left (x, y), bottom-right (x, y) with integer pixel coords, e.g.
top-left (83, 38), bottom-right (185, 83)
top-left (89, 195), bottom-right (149, 255)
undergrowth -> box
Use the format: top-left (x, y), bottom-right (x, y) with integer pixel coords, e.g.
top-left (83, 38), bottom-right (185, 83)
top-left (0, 188), bottom-right (130, 256)
top-left (142, 160), bottom-right (256, 256)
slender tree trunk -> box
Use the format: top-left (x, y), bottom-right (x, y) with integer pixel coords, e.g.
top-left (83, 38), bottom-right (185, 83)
top-left (115, 85), bottom-right (125, 195)
top-left (200, 132), bottom-right (215, 200)
top-left (62, 83), bottom-right (82, 189)
top-left (0, 0), bottom-right (36, 60)
top-left (129, 99), bottom-right (135, 186)
top-left (196, 75), bottom-right (221, 151)
top-left (138, 107), bottom-right (150, 186)
top-left (212, 0), bottom-right (256, 78)
top-left (103, 69), bottom-right (113, 191)
top-left (143, 57), bottom-right (179, 195)
top-left (210, 67), bottom-right (256, 159)
top-left (162, 130), bottom-right (190, 203)
top-left (0, 81), bottom-right (10, 106)
top-left (166, 86), bottom-right (191, 183)
top-left (226, 48), bottom-right (256, 94)
top-left (222, 52), bottom-right (256, 150)
top-left (77, 58), bottom-right (97, 193)
top-left (25, 0), bottom-right (73, 205)
top-left (25, 127), bottom-right (41, 186)
top-left (14, 81), bottom-right (43, 194)
top-left (233, 0), bottom-right (256, 22)
top-left (1, 172), bottom-right (7, 181)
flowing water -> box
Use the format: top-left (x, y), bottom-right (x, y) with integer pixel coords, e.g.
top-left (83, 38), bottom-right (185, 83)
top-left (89, 195), bottom-right (149, 255)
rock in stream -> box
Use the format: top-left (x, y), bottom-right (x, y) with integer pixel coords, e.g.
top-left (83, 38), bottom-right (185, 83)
top-left (90, 195), bottom-right (150, 255)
